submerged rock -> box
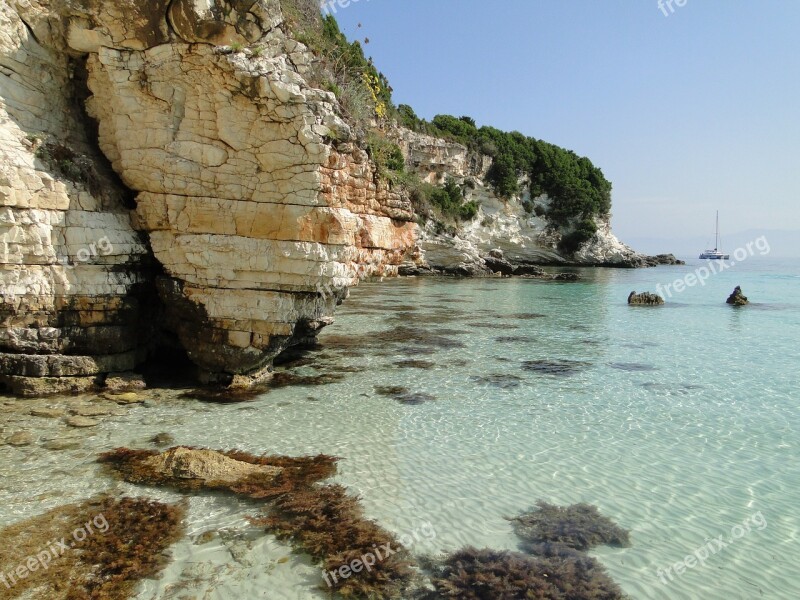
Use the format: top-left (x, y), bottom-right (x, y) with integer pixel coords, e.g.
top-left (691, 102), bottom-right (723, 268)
top-left (29, 407), bottom-right (66, 418)
top-left (142, 447), bottom-right (281, 485)
top-left (374, 385), bottom-right (436, 405)
top-left (627, 291), bottom-right (665, 305)
top-left (6, 431), bottom-right (34, 446)
top-left (43, 438), bottom-right (83, 451)
top-left (150, 432), bottom-right (176, 447)
top-left (103, 391), bottom-right (144, 405)
top-left (470, 374), bottom-right (523, 389)
top-left (65, 416), bottom-right (100, 428)
top-left (726, 285), bottom-right (749, 306)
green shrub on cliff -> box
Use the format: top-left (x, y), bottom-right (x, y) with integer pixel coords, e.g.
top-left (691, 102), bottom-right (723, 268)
top-left (558, 218), bottom-right (599, 255)
top-left (401, 112), bottom-right (612, 227)
top-left (281, 1), bottom-right (393, 126)
top-left (366, 133), bottom-right (405, 177)
top-left (403, 177), bottom-right (480, 223)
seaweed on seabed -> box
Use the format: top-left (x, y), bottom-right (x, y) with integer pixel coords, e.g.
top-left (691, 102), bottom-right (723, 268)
top-left (249, 484), bottom-right (416, 599)
top-left (98, 448), bottom-right (417, 598)
top-left (509, 501), bottom-right (631, 552)
top-left (0, 496), bottom-right (185, 600)
top-left (426, 546), bottom-right (627, 600)
top-left (97, 447), bottom-right (339, 498)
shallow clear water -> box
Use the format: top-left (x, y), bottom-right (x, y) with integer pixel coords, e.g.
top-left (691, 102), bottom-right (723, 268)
top-left (1, 258), bottom-right (798, 599)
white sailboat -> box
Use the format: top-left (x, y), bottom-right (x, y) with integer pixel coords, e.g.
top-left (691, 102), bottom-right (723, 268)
top-left (699, 211), bottom-right (730, 260)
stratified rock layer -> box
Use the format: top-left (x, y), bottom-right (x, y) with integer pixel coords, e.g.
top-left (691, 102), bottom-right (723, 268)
top-left (392, 128), bottom-right (680, 271)
top-left (0, 1), bottom-right (152, 394)
top-left (1, 0), bottom-right (416, 389)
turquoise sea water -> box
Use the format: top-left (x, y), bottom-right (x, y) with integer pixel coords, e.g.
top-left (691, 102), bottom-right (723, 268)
top-left (1, 257), bottom-right (798, 599)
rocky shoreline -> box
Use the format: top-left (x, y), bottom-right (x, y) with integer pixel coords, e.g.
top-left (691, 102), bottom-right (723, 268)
top-left (0, 0), bottom-right (679, 396)
top-left (401, 248), bottom-right (682, 278)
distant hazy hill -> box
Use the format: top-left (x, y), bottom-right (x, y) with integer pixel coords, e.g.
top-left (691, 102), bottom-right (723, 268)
top-left (625, 230), bottom-right (799, 258)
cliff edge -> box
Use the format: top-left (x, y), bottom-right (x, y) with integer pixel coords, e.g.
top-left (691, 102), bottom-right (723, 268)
top-left (0, 0), bottom-right (675, 394)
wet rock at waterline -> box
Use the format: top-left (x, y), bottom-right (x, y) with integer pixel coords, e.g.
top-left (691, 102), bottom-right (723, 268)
top-left (29, 407), bottom-right (66, 419)
top-left (726, 285), bottom-right (749, 306)
top-left (142, 447), bottom-right (282, 485)
top-left (5, 431), bottom-right (34, 446)
top-left (627, 291), bottom-right (665, 305)
top-left (65, 416), bottom-right (100, 428)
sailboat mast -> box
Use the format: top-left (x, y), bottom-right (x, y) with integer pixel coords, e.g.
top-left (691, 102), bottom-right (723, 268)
top-left (715, 211), bottom-right (720, 250)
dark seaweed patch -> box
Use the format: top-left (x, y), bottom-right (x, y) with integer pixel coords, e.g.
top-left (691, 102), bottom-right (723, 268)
top-left (470, 374), bottom-right (524, 389)
top-left (521, 359), bottom-right (590, 376)
top-left (608, 362), bottom-right (657, 372)
top-left (641, 382), bottom-right (704, 394)
top-left (509, 501), bottom-right (631, 552)
top-left (495, 335), bottom-right (535, 343)
top-left (0, 496), bottom-right (185, 600)
top-left (469, 322), bottom-right (520, 329)
top-left (374, 385), bottom-right (436, 405)
top-left (181, 386), bottom-right (267, 404)
top-left (506, 312), bottom-right (547, 320)
top-left (269, 371), bottom-right (346, 388)
top-left (428, 546), bottom-right (626, 600)
top-left (395, 360), bottom-right (436, 370)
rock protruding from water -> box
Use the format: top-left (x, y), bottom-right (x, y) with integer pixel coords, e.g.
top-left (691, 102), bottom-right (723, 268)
top-left (627, 291), bottom-right (665, 305)
top-left (726, 286), bottom-right (749, 306)
top-left (143, 447), bottom-right (282, 485)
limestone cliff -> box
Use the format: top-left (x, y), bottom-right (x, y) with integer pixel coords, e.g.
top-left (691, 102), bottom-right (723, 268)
top-left (392, 128), bottom-right (676, 273)
top-left (0, 1), bottom-right (671, 394)
top-left (0, 0), bottom-right (415, 393)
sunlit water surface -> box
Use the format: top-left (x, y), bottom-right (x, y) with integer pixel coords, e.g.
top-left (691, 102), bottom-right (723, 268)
top-left (1, 258), bottom-right (798, 599)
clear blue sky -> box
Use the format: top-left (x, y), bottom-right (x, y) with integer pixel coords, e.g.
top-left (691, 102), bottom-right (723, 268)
top-left (329, 0), bottom-right (800, 246)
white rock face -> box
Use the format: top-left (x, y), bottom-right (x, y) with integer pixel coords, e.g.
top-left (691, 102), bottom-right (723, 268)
top-left (0, 0), bottom-right (417, 390)
top-left (0, 1), bottom-right (151, 393)
top-left (391, 128), bottom-right (648, 270)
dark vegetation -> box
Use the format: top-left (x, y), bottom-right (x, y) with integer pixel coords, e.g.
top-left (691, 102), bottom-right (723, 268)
top-left (509, 501), bottom-right (632, 552)
top-left (426, 546), bottom-right (626, 600)
top-left (0, 496), bottom-right (184, 600)
top-left (99, 447), bottom-right (415, 598)
top-left (425, 502), bottom-right (630, 598)
top-left (407, 111), bottom-right (611, 223)
top-left (33, 139), bottom-right (103, 198)
top-left (251, 485), bottom-right (416, 598)
top-left (98, 448), bottom-right (634, 598)
top-left (280, 1), bottom-right (609, 246)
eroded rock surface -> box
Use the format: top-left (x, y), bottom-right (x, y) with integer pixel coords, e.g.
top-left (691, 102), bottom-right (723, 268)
top-left (1, 0), bottom-right (416, 390)
top-left (0, 1), bottom-right (152, 395)
top-left (627, 291), bottom-right (665, 306)
top-left (392, 127), bottom-right (679, 271)
top-left (143, 446), bottom-right (282, 484)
